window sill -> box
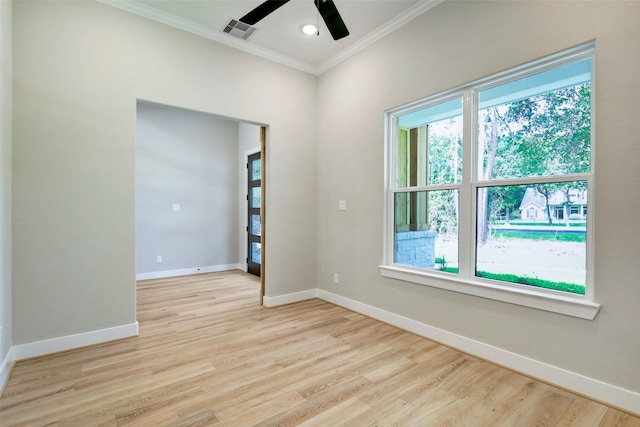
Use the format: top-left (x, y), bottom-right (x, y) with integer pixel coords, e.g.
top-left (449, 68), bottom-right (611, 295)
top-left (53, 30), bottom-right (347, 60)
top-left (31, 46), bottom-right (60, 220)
top-left (379, 265), bottom-right (600, 320)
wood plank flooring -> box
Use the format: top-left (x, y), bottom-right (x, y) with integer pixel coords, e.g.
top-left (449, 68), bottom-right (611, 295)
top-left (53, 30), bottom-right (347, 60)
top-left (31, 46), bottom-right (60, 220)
top-left (1, 270), bottom-right (638, 426)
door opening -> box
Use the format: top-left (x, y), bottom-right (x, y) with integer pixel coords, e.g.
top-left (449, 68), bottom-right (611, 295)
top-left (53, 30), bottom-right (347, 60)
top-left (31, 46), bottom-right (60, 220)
top-left (136, 101), bottom-right (267, 308)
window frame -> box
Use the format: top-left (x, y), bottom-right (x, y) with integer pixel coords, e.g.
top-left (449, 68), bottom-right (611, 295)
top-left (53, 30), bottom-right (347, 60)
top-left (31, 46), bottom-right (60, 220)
top-left (381, 42), bottom-right (600, 320)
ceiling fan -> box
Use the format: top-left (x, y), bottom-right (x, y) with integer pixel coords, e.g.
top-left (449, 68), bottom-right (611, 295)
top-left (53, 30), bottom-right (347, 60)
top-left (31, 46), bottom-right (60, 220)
top-left (239, 0), bottom-right (350, 41)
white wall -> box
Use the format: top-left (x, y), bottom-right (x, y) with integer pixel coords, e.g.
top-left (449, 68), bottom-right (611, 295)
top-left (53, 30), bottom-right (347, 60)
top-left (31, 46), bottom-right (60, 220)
top-left (12, 0), bottom-right (317, 346)
top-left (0, 0), bottom-right (13, 381)
top-left (317, 0), bottom-right (639, 396)
top-left (136, 103), bottom-right (240, 276)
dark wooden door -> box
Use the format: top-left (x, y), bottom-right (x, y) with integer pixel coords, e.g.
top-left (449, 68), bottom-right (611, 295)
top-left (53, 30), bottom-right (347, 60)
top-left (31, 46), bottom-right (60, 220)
top-left (247, 151), bottom-right (262, 277)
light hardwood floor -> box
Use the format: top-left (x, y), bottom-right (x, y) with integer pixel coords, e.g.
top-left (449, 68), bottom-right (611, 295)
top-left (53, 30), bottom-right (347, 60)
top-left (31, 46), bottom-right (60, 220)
top-left (1, 271), bottom-right (638, 426)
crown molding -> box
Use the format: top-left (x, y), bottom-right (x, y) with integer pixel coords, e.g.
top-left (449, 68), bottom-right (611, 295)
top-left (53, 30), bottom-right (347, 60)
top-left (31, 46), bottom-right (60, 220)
top-left (98, 0), bottom-right (444, 76)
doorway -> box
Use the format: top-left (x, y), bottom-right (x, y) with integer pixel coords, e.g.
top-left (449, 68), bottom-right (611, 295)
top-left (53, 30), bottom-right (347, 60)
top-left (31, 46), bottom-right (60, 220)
top-left (135, 102), bottom-right (266, 305)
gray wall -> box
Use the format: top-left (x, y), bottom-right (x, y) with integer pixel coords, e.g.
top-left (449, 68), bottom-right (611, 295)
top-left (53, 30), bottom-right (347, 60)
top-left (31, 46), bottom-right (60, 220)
top-left (316, 1), bottom-right (640, 393)
top-left (0, 0), bottom-right (12, 367)
top-left (12, 0), bottom-right (317, 345)
top-left (136, 103), bottom-right (240, 274)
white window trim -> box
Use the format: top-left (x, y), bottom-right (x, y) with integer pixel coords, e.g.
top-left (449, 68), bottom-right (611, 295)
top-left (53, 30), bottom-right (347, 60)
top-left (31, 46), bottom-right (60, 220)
top-left (381, 42), bottom-right (600, 320)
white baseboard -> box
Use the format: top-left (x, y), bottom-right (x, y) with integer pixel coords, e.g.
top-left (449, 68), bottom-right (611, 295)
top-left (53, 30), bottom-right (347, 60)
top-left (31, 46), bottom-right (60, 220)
top-left (0, 346), bottom-right (15, 393)
top-left (12, 322), bottom-right (139, 361)
top-left (265, 288), bottom-right (639, 415)
top-left (262, 289), bottom-right (318, 307)
top-left (136, 264), bottom-right (243, 280)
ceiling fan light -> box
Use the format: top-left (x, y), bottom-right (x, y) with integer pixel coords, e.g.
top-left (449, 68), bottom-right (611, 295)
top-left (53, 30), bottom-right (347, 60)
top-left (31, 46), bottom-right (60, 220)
top-left (302, 24), bottom-right (318, 36)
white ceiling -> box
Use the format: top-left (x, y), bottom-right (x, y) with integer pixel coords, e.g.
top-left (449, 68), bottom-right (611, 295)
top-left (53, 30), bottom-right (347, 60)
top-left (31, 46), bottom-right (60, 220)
top-left (101, 0), bottom-right (443, 75)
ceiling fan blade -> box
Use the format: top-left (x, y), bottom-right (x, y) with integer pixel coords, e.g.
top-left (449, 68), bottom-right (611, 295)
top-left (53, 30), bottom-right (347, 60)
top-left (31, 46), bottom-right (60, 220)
top-left (240, 0), bottom-right (290, 25)
top-left (315, 0), bottom-right (349, 40)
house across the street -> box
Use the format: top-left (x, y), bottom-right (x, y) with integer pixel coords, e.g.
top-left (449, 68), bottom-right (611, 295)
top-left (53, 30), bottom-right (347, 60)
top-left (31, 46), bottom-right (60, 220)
top-left (519, 187), bottom-right (588, 221)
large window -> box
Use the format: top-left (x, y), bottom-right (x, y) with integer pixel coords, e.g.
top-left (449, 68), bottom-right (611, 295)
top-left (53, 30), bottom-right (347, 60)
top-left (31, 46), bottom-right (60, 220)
top-left (381, 43), bottom-right (599, 319)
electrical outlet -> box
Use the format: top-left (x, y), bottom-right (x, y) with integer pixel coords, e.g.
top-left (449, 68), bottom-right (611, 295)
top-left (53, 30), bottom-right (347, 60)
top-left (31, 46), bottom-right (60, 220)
top-left (333, 273), bottom-right (339, 284)
top-left (156, 255), bottom-right (163, 263)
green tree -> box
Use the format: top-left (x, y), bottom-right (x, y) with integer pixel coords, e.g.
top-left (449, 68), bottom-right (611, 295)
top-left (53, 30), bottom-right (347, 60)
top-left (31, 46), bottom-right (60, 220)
top-left (425, 120), bottom-right (462, 235)
top-left (505, 83), bottom-right (591, 178)
top-left (478, 83), bottom-right (591, 230)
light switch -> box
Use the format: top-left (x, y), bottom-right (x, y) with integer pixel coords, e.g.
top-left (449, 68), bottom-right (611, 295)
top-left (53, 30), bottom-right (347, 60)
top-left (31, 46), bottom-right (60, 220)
top-left (338, 200), bottom-right (347, 211)
top-left (172, 204), bottom-right (180, 211)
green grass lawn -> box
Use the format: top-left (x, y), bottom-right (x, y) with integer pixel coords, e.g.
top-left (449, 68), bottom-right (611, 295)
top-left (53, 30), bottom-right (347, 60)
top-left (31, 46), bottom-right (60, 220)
top-left (475, 271), bottom-right (585, 294)
top-left (434, 266), bottom-right (585, 295)
top-left (492, 221), bottom-right (586, 227)
top-left (492, 230), bottom-right (585, 243)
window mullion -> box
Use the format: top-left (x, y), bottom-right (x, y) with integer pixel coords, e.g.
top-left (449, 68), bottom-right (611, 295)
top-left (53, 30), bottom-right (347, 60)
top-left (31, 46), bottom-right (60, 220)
top-left (458, 89), bottom-right (475, 278)
top-left (393, 184), bottom-right (460, 193)
top-left (476, 173), bottom-right (592, 188)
